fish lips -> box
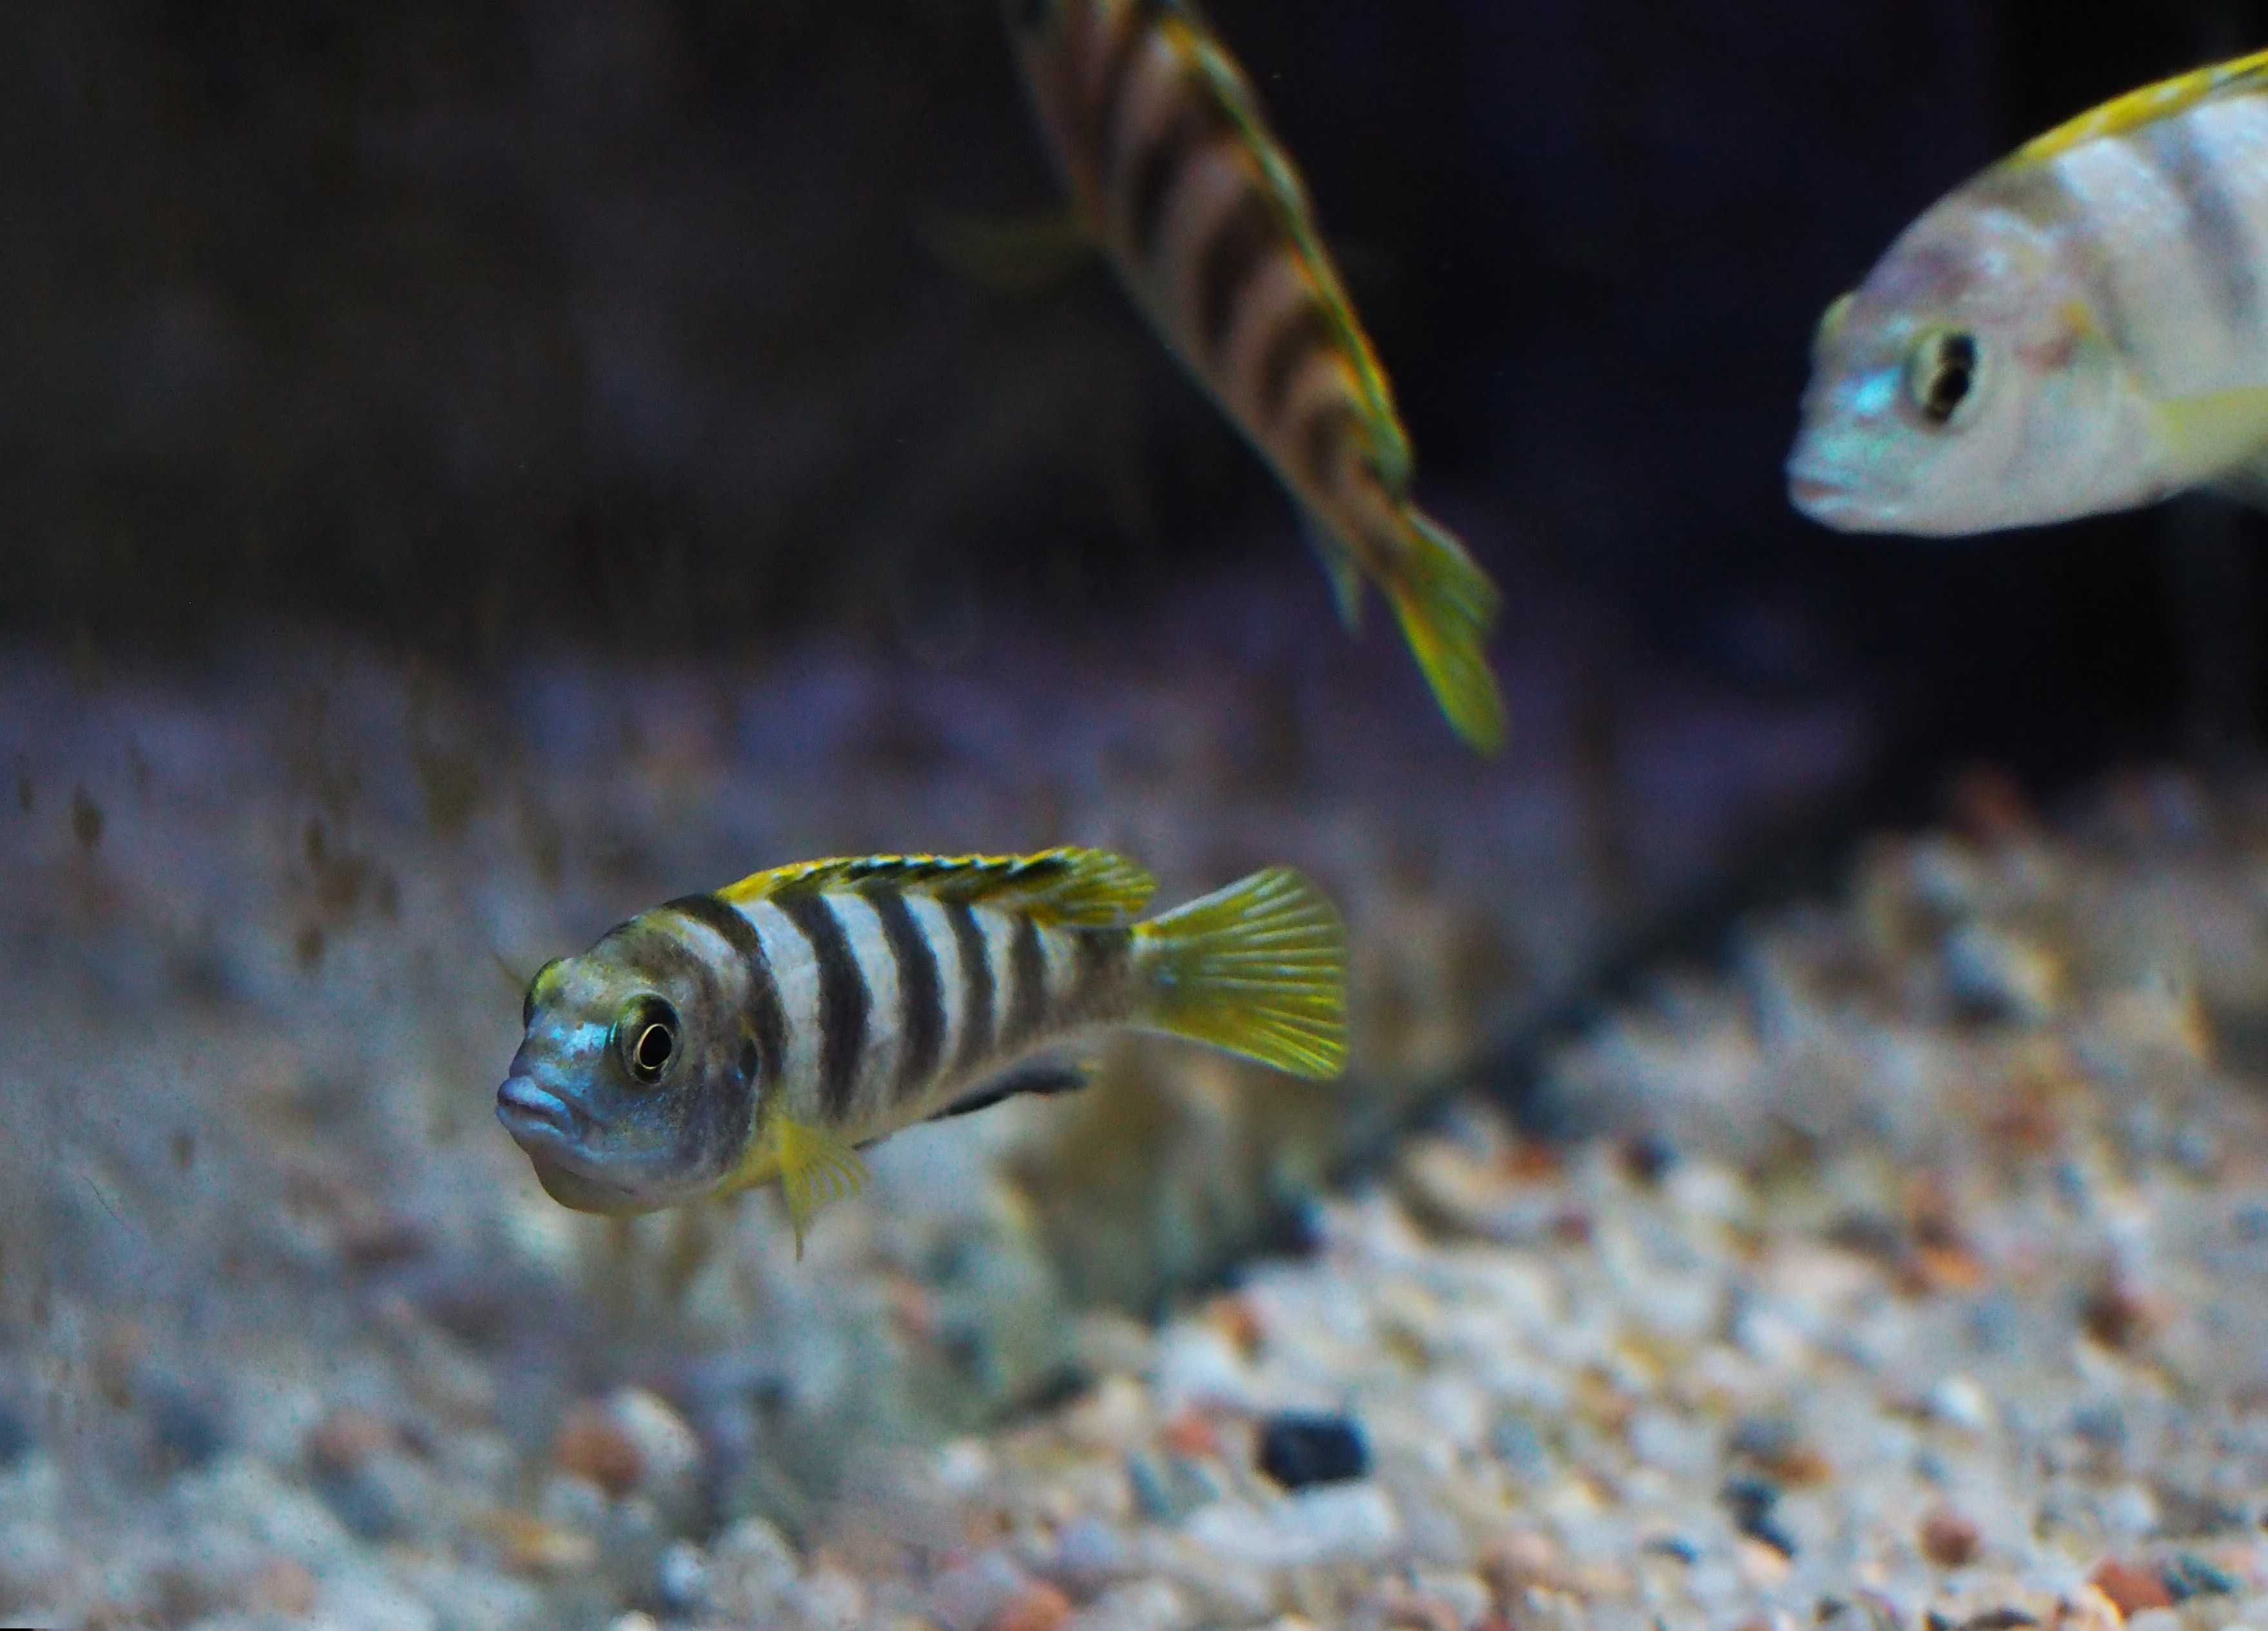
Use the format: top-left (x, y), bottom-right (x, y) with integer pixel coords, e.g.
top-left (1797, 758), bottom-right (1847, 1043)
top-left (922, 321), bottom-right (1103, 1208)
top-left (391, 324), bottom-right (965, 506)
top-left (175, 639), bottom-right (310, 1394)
top-left (1784, 448), bottom-right (1875, 529)
top-left (495, 1074), bottom-right (662, 1215)
top-left (495, 1073), bottom-right (587, 1152)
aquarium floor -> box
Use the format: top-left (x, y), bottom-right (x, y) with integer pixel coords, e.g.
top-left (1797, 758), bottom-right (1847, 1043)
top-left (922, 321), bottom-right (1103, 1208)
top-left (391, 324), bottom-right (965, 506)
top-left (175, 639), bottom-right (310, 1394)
top-left (19, 622), bottom-right (2268, 1630)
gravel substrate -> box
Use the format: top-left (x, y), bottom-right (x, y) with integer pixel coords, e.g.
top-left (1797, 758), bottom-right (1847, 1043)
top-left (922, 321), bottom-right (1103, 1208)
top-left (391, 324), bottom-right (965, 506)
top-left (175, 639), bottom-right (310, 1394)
top-left (23, 633), bottom-right (2268, 1630)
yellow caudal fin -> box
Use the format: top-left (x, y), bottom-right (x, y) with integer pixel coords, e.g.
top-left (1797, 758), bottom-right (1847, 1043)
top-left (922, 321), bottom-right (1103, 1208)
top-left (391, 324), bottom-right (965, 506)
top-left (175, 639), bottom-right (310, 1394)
top-left (1133, 868), bottom-right (1347, 1079)
top-left (1381, 506), bottom-right (1506, 756)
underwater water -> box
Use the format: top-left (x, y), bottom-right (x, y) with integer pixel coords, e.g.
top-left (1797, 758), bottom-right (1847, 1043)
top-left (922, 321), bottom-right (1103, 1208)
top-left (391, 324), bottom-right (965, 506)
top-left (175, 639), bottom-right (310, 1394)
top-left (9, 4), bottom-right (2268, 1630)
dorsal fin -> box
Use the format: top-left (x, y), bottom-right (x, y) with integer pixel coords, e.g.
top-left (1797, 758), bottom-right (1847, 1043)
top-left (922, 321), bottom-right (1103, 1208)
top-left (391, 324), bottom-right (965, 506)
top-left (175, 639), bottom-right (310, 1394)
top-left (719, 848), bottom-right (1157, 926)
top-left (2010, 48), bottom-right (2268, 166)
top-left (1160, 8), bottom-right (1412, 489)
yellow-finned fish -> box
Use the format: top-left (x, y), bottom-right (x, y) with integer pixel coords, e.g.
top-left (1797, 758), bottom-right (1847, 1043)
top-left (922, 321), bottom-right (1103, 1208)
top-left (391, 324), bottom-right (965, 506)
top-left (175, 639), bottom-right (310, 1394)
top-left (1791, 49), bottom-right (2268, 535)
top-left (497, 849), bottom-right (1347, 1252)
top-left (1002, 0), bottom-right (1506, 754)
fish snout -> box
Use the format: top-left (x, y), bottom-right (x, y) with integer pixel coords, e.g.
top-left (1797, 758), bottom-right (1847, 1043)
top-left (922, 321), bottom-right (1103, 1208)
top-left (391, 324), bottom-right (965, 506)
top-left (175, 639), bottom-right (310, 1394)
top-left (496, 1074), bottom-right (584, 1148)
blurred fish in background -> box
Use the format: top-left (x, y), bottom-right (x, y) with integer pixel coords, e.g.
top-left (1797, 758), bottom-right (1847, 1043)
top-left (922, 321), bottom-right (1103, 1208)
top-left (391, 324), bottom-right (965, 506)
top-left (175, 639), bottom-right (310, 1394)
top-left (1791, 49), bottom-right (2268, 535)
top-left (1000, 0), bottom-right (1507, 752)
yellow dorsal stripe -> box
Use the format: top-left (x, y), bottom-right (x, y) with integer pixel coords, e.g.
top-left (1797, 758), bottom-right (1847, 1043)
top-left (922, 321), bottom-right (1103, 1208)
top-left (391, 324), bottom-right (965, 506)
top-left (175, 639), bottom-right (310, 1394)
top-left (2012, 48), bottom-right (2268, 166)
top-left (1161, 12), bottom-right (1414, 490)
top-left (719, 847), bottom-right (1158, 926)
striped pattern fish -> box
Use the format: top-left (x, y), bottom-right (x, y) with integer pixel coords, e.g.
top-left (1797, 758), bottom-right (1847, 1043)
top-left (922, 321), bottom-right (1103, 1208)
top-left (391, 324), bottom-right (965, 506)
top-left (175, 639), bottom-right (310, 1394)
top-left (1003, 0), bottom-right (1507, 752)
top-left (1790, 48), bottom-right (2268, 535)
top-left (497, 849), bottom-right (1346, 1252)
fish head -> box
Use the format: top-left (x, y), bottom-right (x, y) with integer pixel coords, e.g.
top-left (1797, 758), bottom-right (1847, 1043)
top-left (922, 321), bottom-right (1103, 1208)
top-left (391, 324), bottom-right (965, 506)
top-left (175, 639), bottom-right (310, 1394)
top-left (496, 918), bottom-right (758, 1215)
top-left (1789, 196), bottom-right (2156, 535)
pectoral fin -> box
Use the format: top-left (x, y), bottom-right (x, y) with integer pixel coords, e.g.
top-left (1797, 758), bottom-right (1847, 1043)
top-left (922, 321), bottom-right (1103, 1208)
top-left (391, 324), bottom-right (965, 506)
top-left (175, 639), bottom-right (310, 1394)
top-left (2156, 388), bottom-right (2268, 491)
top-left (916, 205), bottom-right (1099, 295)
top-left (927, 1061), bottom-right (1093, 1123)
top-left (769, 1115), bottom-right (870, 1261)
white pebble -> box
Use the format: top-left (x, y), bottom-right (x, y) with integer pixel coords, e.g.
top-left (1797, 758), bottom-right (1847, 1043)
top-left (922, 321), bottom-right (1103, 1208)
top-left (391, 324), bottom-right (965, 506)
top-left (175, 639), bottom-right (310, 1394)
top-left (1925, 1375), bottom-right (1992, 1432)
top-left (1068, 1579), bottom-right (1196, 1631)
top-left (708, 1516), bottom-right (800, 1621)
top-left (1152, 1326), bottom-right (1256, 1415)
top-left (1186, 1482), bottom-right (1402, 1571)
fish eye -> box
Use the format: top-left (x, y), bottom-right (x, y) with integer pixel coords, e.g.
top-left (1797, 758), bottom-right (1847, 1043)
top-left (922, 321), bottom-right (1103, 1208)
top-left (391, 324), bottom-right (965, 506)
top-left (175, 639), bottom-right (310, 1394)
top-left (614, 995), bottom-right (681, 1085)
top-left (522, 958), bottom-right (563, 1027)
top-left (1906, 329), bottom-right (1981, 428)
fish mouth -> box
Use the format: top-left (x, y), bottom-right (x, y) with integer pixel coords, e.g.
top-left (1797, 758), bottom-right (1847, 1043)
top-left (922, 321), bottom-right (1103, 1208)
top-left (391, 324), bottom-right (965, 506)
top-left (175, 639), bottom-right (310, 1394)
top-left (495, 1074), bottom-right (587, 1152)
top-left (1787, 472), bottom-right (1851, 517)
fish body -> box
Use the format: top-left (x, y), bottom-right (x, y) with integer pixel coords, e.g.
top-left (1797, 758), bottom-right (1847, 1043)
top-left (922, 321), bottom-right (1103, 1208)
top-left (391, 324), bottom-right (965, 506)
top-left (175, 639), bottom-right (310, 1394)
top-left (1790, 49), bottom-right (2268, 535)
top-left (497, 849), bottom-right (1347, 1250)
top-left (1003, 0), bottom-right (1506, 753)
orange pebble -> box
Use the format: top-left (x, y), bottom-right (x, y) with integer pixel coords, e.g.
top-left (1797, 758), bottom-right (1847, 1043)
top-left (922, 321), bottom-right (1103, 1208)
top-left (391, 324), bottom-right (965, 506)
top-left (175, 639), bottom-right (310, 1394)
top-left (1161, 1408), bottom-right (1220, 1459)
top-left (2088, 1559), bottom-right (2173, 1619)
top-left (986, 1581), bottom-right (1073, 1631)
top-left (552, 1400), bottom-right (642, 1498)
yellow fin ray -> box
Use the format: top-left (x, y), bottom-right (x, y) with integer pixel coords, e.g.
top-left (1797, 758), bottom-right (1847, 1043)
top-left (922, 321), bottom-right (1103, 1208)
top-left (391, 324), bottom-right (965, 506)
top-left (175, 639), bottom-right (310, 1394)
top-left (2154, 388), bottom-right (2268, 488)
top-left (722, 848), bottom-right (1157, 926)
top-left (1133, 867), bottom-right (1347, 1079)
top-left (771, 1115), bottom-right (870, 1261)
top-left (1379, 506), bottom-right (1507, 756)
top-left (2012, 49), bottom-right (2268, 166)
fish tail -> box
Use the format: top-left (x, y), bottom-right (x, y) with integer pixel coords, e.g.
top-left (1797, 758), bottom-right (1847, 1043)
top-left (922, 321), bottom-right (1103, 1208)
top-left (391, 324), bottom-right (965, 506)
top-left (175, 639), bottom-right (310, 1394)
top-left (1132, 868), bottom-right (1347, 1079)
top-left (1378, 505), bottom-right (1506, 755)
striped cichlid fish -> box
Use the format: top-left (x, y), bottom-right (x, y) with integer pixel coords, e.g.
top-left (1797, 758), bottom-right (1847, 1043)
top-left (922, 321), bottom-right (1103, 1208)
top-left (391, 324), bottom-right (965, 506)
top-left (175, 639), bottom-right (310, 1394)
top-left (497, 849), bottom-right (1346, 1252)
top-left (1791, 50), bottom-right (2268, 535)
top-left (1003, 0), bottom-right (1507, 753)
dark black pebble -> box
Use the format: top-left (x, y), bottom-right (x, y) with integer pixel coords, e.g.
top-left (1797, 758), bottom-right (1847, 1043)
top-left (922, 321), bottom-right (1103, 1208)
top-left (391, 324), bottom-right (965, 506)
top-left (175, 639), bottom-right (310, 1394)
top-left (1257, 1411), bottom-right (1369, 1489)
top-left (1720, 1473), bottom-right (1798, 1558)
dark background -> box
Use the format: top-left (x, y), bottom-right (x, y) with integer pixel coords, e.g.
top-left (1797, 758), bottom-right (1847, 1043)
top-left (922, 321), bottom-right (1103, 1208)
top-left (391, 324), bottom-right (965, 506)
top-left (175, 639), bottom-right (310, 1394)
top-left (8, 0), bottom-right (2268, 794)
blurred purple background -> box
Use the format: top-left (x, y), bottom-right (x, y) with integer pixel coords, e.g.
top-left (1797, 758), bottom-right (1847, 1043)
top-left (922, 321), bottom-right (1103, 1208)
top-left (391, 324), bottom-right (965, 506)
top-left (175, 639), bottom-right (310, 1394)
top-left (6, 0), bottom-right (2267, 790)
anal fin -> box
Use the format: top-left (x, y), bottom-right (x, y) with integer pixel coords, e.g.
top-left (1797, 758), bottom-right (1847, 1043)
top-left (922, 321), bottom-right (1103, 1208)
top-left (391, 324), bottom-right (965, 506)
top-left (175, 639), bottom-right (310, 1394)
top-left (1300, 513), bottom-right (1366, 631)
top-left (928, 1061), bottom-right (1093, 1123)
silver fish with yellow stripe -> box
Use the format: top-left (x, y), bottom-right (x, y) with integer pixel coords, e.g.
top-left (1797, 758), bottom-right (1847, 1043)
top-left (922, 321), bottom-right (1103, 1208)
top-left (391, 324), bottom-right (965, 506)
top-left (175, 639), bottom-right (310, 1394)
top-left (497, 849), bottom-right (1347, 1252)
top-left (1791, 48), bottom-right (2268, 535)
top-left (1003, 0), bottom-right (1506, 753)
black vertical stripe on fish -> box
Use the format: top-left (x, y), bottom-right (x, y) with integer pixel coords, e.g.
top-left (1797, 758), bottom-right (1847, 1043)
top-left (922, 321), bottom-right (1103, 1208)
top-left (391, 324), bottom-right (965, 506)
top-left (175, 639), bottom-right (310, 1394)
top-left (776, 892), bottom-right (870, 1123)
top-left (631, 915), bottom-right (752, 1179)
top-left (662, 894), bottom-right (788, 1086)
top-left (1091, 0), bottom-right (1165, 179)
top-left (864, 886), bottom-right (945, 1103)
top-left (1068, 925), bottom-right (1131, 1020)
top-left (1258, 299), bottom-right (1336, 429)
top-left (1195, 189), bottom-right (1282, 365)
top-left (1996, 164), bottom-right (2139, 358)
top-left (2140, 117), bottom-right (2260, 328)
top-left (945, 901), bottom-right (996, 1072)
top-left (1126, 103), bottom-right (1219, 267)
top-left (1299, 399), bottom-right (1361, 492)
top-left (1002, 913), bottom-right (1049, 1048)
